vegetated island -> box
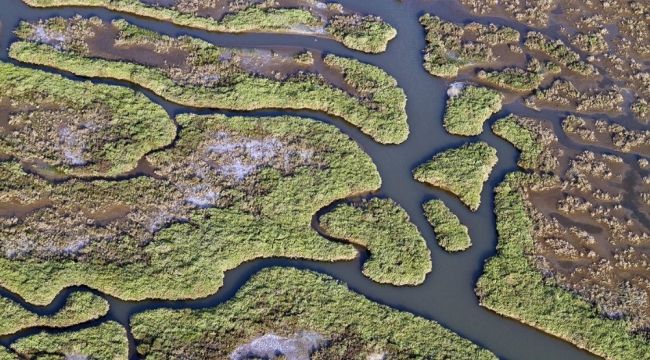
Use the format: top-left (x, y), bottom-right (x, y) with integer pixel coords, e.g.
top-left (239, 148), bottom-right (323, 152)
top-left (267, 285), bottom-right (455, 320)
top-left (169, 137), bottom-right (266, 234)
top-left (10, 321), bottom-right (128, 360)
top-left (423, 199), bottom-right (471, 252)
top-left (413, 141), bottom-right (498, 211)
top-left (0, 112), bottom-right (381, 306)
top-left (319, 198), bottom-right (431, 285)
top-left (131, 267), bottom-right (496, 360)
top-left (10, 16), bottom-right (407, 144)
top-left (21, 0), bottom-right (396, 53)
top-left (478, 114), bottom-right (650, 359)
top-left (0, 62), bottom-right (176, 178)
top-left (0, 291), bottom-right (108, 336)
top-left (443, 83), bottom-right (502, 136)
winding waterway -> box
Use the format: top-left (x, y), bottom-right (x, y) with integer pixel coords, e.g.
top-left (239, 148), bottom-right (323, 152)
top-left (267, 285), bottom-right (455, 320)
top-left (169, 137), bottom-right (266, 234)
top-left (0, 0), bottom-right (614, 358)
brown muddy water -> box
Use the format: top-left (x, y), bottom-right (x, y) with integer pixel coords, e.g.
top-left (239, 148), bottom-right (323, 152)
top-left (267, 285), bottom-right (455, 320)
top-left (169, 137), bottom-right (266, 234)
top-left (1, 0), bottom-right (646, 359)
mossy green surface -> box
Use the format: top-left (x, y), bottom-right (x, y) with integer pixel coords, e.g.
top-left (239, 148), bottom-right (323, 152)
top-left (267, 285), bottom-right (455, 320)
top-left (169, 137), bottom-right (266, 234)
top-left (0, 114), bottom-right (380, 305)
top-left (413, 142), bottom-right (498, 211)
top-left (10, 18), bottom-right (407, 144)
top-left (0, 62), bottom-right (175, 177)
top-left (21, 0), bottom-right (395, 53)
top-left (476, 172), bottom-right (650, 360)
top-left (131, 267), bottom-right (496, 360)
top-left (0, 291), bottom-right (108, 336)
top-left (443, 85), bottom-right (502, 136)
top-left (11, 321), bottom-right (128, 360)
top-left (319, 198), bottom-right (431, 285)
top-left (423, 199), bottom-right (471, 252)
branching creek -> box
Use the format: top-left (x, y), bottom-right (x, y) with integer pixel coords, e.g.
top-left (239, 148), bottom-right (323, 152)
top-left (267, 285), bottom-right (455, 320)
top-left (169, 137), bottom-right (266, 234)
top-left (1, 0), bottom-right (644, 358)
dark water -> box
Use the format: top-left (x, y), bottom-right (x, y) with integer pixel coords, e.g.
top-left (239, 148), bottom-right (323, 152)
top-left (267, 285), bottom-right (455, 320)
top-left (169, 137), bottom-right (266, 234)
top-left (0, 0), bottom-right (606, 359)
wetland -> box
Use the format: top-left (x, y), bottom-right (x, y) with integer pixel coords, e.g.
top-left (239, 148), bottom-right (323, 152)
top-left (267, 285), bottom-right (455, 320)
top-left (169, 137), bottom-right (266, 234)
top-left (0, 0), bottom-right (648, 359)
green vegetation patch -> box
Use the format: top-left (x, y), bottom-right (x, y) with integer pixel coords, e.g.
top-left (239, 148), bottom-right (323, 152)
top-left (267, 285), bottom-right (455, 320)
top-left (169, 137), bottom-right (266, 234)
top-left (132, 267), bottom-right (496, 359)
top-left (423, 199), bottom-right (471, 252)
top-left (0, 291), bottom-right (108, 336)
top-left (319, 198), bottom-right (431, 285)
top-left (491, 114), bottom-right (558, 172)
top-left (477, 59), bottom-right (560, 92)
top-left (11, 17), bottom-right (407, 144)
top-left (476, 172), bottom-right (650, 360)
top-left (21, 0), bottom-right (396, 53)
top-left (420, 14), bottom-right (519, 78)
top-left (0, 113), bottom-right (380, 305)
top-left (524, 32), bottom-right (598, 76)
top-left (11, 321), bottom-right (128, 360)
top-left (443, 84), bottom-right (503, 136)
top-left (0, 62), bottom-right (175, 177)
top-left (413, 142), bottom-right (498, 211)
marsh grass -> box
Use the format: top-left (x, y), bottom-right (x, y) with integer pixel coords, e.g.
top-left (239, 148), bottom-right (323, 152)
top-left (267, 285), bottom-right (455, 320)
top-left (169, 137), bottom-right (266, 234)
top-left (0, 62), bottom-right (176, 177)
top-left (131, 267), bottom-right (496, 360)
top-left (413, 142), bottom-right (498, 211)
top-left (423, 199), bottom-right (471, 252)
top-left (0, 292), bottom-right (108, 336)
top-left (11, 18), bottom-right (407, 144)
top-left (0, 114), bottom-right (381, 305)
top-left (319, 198), bottom-right (431, 285)
top-left (21, 0), bottom-right (396, 53)
top-left (11, 321), bottom-right (128, 360)
top-left (443, 85), bottom-right (502, 136)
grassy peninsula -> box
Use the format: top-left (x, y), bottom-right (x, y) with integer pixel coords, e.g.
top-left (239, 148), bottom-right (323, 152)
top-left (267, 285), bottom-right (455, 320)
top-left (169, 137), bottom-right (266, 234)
top-left (131, 267), bottom-right (496, 359)
top-left (0, 113), bottom-right (380, 305)
top-left (0, 291), bottom-right (108, 336)
top-left (476, 173), bottom-right (650, 360)
top-left (10, 17), bottom-right (407, 144)
top-left (0, 62), bottom-right (175, 177)
top-left (11, 321), bottom-right (128, 360)
top-left (319, 198), bottom-right (431, 285)
top-left (21, 0), bottom-right (396, 53)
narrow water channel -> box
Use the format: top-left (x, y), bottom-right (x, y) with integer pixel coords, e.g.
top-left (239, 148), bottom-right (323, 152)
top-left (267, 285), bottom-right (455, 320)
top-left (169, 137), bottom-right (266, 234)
top-left (0, 0), bottom-right (603, 359)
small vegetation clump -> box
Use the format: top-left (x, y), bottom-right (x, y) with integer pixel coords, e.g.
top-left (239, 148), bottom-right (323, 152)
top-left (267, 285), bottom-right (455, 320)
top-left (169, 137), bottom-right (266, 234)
top-left (413, 142), bottom-right (498, 211)
top-left (0, 62), bottom-right (175, 177)
top-left (0, 291), bottom-right (108, 336)
top-left (632, 98), bottom-right (649, 123)
top-left (524, 32), bottom-right (598, 76)
top-left (420, 14), bottom-right (519, 78)
top-left (11, 321), bottom-right (128, 360)
top-left (319, 198), bottom-right (431, 285)
top-left (21, 0), bottom-right (396, 53)
top-left (131, 268), bottom-right (496, 359)
top-left (526, 79), bottom-right (624, 114)
top-left (491, 114), bottom-right (558, 172)
top-left (443, 84), bottom-right (503, 136)
top-left (423, 199), bottom-right (471, 252)
top-left (477, 59), bottom-right (560, 92)
top-left (0, 114), bottom-right (380, 305)
top-left (571, 32), bottom-right (609, 55)
top-left (11, 17), bottom-right (407, 144)
top-left (476, 173), bottom-right (650, 360)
